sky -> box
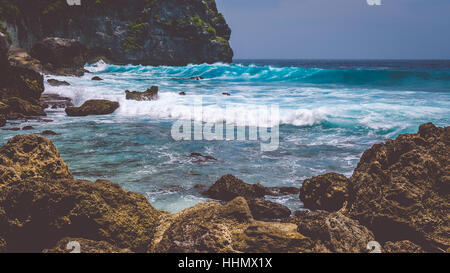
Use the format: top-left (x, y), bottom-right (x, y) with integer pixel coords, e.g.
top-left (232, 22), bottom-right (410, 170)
top-left (215, 0), bottom-right (450, 59)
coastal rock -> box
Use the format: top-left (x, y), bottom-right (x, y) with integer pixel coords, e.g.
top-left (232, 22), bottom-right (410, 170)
top-left (189, 152), bottom-right (217, 162)
top-left (0, 178), bottom-right (161, 252)
top-left (3, 1), bottom-right (233, 65)
top-left (125, 86), bottom-right (158, 101)
top-left (43, 237), bottom-right (133, 253)
top-left (0, 32), bottom-right (9, 77)
top-left (41, 130), bottom-right (61, 136)
top-left (153, 197), bottom-right (311, 253)
top-left (47, 79), bottom-right (70, 86)
top-left (22, 125), bottom-right (34, 130)
top-left (91, 76), bottom-right (103, 81)
top-left (383, 240), bottom-right (424, 253)
top-left (65, 100), bottom-right (119, 117)
top-left (291, 210), bottom-right (375, 253)
top-left (299, 173), bottom-right (349, 212)
top-left (0, 114), bottom-right (5, 127)
top-left (202, 174), bottom-right (270, 201)
top-left (347, 123), bottom-right (450, 252)
top-left (0, 134), bottom-right (72, 184)
top-left (40, 93), bottom-right (73, 109)
top-left (247, 198), bottom-right (291, 221)
top-left (31, 37), bottom-right (87, 76)
top-left (1, 97), bottom-right (46, 118)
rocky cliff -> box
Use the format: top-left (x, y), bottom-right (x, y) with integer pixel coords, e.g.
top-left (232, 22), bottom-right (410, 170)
top-left (0, 0), bottom-right (233, 65)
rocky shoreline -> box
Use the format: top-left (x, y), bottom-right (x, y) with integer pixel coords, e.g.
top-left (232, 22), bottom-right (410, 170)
top-left (0, 122), bottom-right (448, 253)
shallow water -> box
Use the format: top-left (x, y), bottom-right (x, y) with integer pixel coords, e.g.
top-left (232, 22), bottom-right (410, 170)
top-left (2, 60), bottom-right (449, 212)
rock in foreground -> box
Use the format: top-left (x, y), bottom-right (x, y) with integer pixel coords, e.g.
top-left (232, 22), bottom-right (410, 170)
top-left (299, 172), bottom-right (349, 212)
top-left (0, 134), bottom-right (72, 184)
top-left (0, 178), bottom-right (161, 252)
top-left (65, 100), bottom-right (119, 117)
top-left (347, 123), bottom-right (449, 252)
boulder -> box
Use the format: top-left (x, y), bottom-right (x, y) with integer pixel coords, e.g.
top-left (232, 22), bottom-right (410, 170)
top-left (1, 97), bottom-right (46, 118)
top-left (47, 79), bottom-right (70, 86)
top-left (43, 237), bottom-right (133, 253)
top-left (202, 174), bottom-right (271, 201)
top-left (31, 37), bottom-right (88, 76)
top-left (125, 86), bottom-right (158, 101)
top-left (153, 197), bottom-right (311, 253)
top-left (347, 123), bottom-right (449, 252)
top-left (291, 210), bottom-right (375, 253)
top-left (65, 100), bottom-right (119, 117)
top-left (91, 76), bottom-right (103, 81)
top-left (383, 240), bottom-right (424, 253)
top-left (247, 198), bottom-right (291, 221)
top-left (0, 134), bottom-right (72, 184)
top-left (0, 178), bottom-right (161, 252)
top-left (41, 130), bottom-right (61, 136)
top-left (299, 173), bottom-right (349, 212)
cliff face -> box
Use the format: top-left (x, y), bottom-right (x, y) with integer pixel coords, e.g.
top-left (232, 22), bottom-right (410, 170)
top-left (0, 0), bottom-right (233, 65)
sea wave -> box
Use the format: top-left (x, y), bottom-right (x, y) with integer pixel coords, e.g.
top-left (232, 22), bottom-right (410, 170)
top-left (86, 61), bottom-right (450, 90)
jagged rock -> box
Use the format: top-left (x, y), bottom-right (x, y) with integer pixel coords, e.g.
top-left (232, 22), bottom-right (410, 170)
top-left (0, 178), bottom-right (161, 252)
top-left (247, 198), bottom-right (291, 221)
top-left (347, 123), bottom-right (449, 252)
top-left (383, 240), bottom-right (424, 253)
top-left (3, 1), bottom-right (233, 65)
top-left (299, 173), bottom-right (349, 212)
top-left (65, 100), bottom-right (119, 117)
top-left (189, 152), bottom-right (217, 162)
top-left (43, 237), bottom-right (133, 253)
top-left (0, 134), bottom-right (72, 184)
top-left (153, 197), bottom-right (311, 253)
top-left (125, 86), bottom-right (158, 101)
top-left (31, 37), bottom-right (87, 76)
top-left (291, 210), bottom-right (375, 253)
top-left (91, 76), bottom-right (103, 81)
top-left (1, 97), bottom-right (46, 118)
top-left (47, 79), bottom-right (70, 86)
top-left (202, 174), bottom-right (270, 201)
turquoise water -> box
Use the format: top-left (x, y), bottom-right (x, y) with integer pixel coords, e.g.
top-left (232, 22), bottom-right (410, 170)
top-left (1, 60), bottom-right (449, 212)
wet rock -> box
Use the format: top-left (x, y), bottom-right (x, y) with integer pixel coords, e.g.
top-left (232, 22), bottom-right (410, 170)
top-left (22, 125), bottom-right (34, 130)
top-left (247, 198), bottom-right (291, 221)
top-left (2, 127), bottom-right (20, 131)
top-left (193, 184), bottom-right (207, 189)
top-left (347, 123), bottom-right (449, 252)
top-left (153, 197), bottom-right (311, 253)
top-left (43, 237), bottom-right (133, 253)
top-left (31, 37), bottom-right (87, 76)
top-left (91, 76), bottom-right (103, 81)
top-left (125, 86), bottom-right (158, 101)
top-left (0, 134), bottom-right (72, 184)
top-left (382, 240), bottom-right (424, 253)
top-left (0, 178), bottom-right (161, 252)
top-left (40, 93), bottom-right (73, 109)
top-left (299, 173), bottom-right (349, 212)
top-left (179, 92), bottom-right (186, 96)
top-left (65, 100), bottom-right (119, 117)
top-left (202, 174), bottom-right (271, 201)
top-left (222, 92), bottom-right (231, 96)
top-left (41, 130), bottom-right (61, 136)
top-left (291, 210), bottom-right (374, 253)
top-left (267, 186), bottom-right (300, 196)
top-left (189, 152), bottom-right (217, 162)
top-left (47, 79), bottom-right (70, 86)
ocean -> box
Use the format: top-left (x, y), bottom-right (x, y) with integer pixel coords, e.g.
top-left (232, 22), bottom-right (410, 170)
top-left (1, 59), bottom-right (449, 212)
